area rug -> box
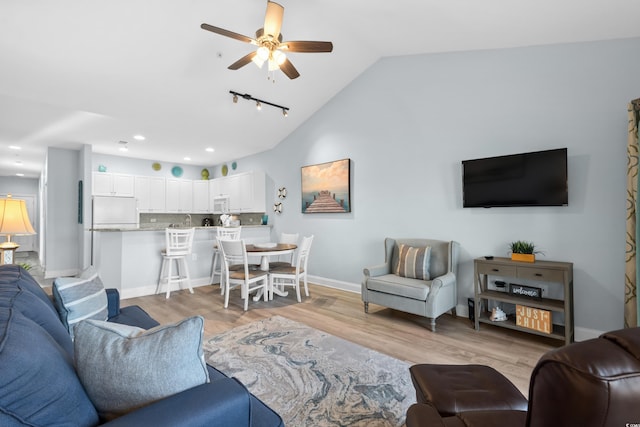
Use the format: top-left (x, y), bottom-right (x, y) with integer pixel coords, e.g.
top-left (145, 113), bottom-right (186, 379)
top-left (204, 316), bottom-right (414, 427)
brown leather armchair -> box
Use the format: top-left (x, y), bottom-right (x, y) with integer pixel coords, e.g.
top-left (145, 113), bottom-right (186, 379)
top-left (407, 327), bottom-right (640, 427)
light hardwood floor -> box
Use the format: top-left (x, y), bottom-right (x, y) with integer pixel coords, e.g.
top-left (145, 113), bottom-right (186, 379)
top-left (124, 282), bottom-right (560, 396)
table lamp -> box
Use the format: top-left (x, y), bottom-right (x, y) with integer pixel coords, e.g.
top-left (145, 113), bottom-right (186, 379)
top-left (0, 195), bottom-right (36, 264)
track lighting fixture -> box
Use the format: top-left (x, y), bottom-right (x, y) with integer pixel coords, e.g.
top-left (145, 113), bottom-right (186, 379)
top-left (229, 90), bottom-right (289, 116)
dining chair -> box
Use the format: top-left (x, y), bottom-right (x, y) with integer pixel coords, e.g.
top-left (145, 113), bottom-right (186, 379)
top-left (209, 226), bottom-right (242, 293)
top-left (269, 232), bottom-right (299, 269)
top-left (157, 227), bottom-right (195, 299)
top-left (219, 239), bottom-right (269, 311)
top-left (269, 235), bottom-right (314, 302)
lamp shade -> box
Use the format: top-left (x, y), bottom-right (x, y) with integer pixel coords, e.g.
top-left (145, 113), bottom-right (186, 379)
top-left (0, 198), bottom-right (36, 236)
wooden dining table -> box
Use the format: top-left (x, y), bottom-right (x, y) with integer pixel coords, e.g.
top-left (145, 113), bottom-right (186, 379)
top-left (245, 243), bottom-right (297, 299)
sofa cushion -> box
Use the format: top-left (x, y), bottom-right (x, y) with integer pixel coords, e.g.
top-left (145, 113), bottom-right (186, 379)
top-left (74, 316), bottom-right (210, 420)
top-left (0, 308), bottom-right (99, 427)
top-left (0, 286), bottom-right (74, 358)
top-left (0, 264), bottom-right (56, 311)
top-left (366, 274), bottom-right (431, 300)
top-left (53, 268), bottom-right (108, 338)
top-left (395, 244), bottom-right (431, 280)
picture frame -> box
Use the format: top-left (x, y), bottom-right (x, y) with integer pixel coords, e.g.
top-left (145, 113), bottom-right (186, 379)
top-left (301, 158), bottom-right (351, 213)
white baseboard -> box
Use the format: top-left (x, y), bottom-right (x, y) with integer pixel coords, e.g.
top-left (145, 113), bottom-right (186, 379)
top-left (119, 277), bottom-right (213, 300)
top-left (307, 275), bottom-right (360, 293)
top-left (44, 268), bottom-right (79, 279)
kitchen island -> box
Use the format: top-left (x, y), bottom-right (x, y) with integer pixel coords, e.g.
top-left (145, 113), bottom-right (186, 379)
top-left (91, 225), bottom-right (271, 299)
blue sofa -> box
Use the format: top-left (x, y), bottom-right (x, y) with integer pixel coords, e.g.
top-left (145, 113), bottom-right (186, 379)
top-left (0, 264), bottom-right (284, 427)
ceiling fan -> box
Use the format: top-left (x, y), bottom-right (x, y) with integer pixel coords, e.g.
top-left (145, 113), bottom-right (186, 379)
top-left (201, 1), bottom-right (333, 80)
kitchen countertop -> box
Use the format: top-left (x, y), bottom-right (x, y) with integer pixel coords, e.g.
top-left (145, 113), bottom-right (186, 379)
top-left (90, 224), bottom-right (271, 232)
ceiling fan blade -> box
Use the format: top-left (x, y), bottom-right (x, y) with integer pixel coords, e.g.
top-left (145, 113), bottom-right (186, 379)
top-left (200, 23), bottom-right (256, 45)
top-left (279, 58), bottom-right (300, 79)
top-left (263, 1), bottom-right (284, 39)
top-left (228, 51), bottom-right (258, 70)
top-left (281, 40), bottom-right (333, 53)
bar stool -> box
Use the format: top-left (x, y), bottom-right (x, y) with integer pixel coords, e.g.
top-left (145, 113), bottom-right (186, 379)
top-left (157, 227), bottom-right (195, 299)
top-left (209, 226), bottom-right (241, 293)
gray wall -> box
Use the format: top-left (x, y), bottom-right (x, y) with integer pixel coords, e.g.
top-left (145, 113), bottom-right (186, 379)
top-left (44, 147), bottom-right (80, 277)
top-left (215, 37), bottom-right (640, 336)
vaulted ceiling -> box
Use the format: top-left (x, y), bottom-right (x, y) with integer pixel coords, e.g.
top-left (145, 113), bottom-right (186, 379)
top-left (2, 0), bottom-right (639, 178)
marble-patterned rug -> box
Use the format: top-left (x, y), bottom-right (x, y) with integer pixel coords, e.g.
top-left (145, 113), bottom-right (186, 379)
top-left (204, 316), bottom-right (414, 427)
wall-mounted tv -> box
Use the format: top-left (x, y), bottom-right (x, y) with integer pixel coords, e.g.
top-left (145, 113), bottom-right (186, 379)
top-left (462, 148), bottom-right (568, 208)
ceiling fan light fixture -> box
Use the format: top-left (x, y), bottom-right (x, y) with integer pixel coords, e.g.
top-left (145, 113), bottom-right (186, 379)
top-left (273, 50), bottom-right (286, 65)
top-left (251, 55), bottom-right (266, 68)
top-left (257, 46), bottom-right (270, 61)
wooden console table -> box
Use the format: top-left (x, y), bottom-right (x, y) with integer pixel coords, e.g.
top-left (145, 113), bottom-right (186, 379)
top-left (474, 257), bottom-right (574, 345)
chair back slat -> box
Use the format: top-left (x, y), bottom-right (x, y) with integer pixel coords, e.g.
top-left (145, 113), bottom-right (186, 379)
top-left (217, 226), bottom-right (241, 240)
top-left (165, 228), bottom-right (195, 256)
top-left (297, 235), bottom-right (314, 272)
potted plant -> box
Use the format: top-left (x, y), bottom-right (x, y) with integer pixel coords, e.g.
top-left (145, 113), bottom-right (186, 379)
top-left (509, 241), bottom-right (540, 263)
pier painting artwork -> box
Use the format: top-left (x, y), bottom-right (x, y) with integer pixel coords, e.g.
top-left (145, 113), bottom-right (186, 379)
top-left (301, 158), bottom-right (351, 213)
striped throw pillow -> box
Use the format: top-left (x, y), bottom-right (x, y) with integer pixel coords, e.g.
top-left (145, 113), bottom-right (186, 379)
top-left (53, 268), bottom-right (108, 339)
top-left (395, 244), bottom-right (431, 280)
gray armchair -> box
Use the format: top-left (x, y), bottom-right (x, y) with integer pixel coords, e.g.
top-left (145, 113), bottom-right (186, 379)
top-left (362, 238), bottom-right (460, 332)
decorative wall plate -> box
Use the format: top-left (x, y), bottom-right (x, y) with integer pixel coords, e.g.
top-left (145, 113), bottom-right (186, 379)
top-left (232, 161), bottom-right (237, 170)
top-left (278, 187), bottom-right (287, 199)
top-left (222, 164), bottom-right (228, 176)
top-left (171, 166), bottom-right (183, 177)
top-left (273, 202), bottom-right (283, 213)
top-left (152, 162), bottom-right (161, 171)
top-left (201, 168), bottom-right (210, 179)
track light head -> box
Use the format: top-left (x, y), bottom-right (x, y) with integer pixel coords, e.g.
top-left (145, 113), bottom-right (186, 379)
top-left (233, 94), bottom-right (238, 103)
top-left (256, 101), bottom-right (262, 110)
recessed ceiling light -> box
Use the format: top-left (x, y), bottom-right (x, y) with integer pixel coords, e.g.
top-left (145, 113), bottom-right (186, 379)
top-left (16, 173), bottom-right (24, 177)
top-left (184, 157), bottom-right (191, 161)
top-left (133, 135), bottom-right (146, 141)
top-left (15, 160), bottom-right (22, 165)
top-left (205, 147), bottom-right (214, 153)
top-left (9, 145), bottom-right (21, 150)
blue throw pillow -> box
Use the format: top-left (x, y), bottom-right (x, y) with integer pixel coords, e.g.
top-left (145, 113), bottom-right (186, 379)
top-left (53, 268), bottom-right (108, 338)
top-left (0, 308), bottom-right (99, 426)
top-left (74, 316), bottom-right (210, 420)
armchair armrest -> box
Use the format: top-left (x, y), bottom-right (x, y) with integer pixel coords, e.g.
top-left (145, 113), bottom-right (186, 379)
top-left (406, 403), bottom-right (447, 427)
top-left (101, 378), bottom-right (251, 427)
top-left (105, 288), bottom-right (121, 318)
top-left (363, 263), bottom-right (390, 278)
top-left (431, 272), bottom-right (456, 289)
top-left (426, 272), bottom-right (457, 305)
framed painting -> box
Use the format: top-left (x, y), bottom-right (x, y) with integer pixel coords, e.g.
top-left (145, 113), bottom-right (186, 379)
top-left (301, 158), bottom-right (351, 213)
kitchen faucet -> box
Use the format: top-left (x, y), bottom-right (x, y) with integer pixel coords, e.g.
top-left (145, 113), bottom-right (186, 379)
top-left (185, 214), bottom-right (192, 227)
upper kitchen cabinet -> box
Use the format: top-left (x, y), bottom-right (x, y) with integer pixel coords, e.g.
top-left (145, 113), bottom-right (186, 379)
top-left (209, 170), bottom-right (265, 213)
top-left (92, 172), bottom-right (135, 197)
top-left (135, 176), bottom-right (166, 213)
top-left (192, 180), bottom-right (210, 213)
top-left (166, 179), bottom-right (193, 213)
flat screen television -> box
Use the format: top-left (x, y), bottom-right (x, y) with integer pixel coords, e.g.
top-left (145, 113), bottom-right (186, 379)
top-left (462, 148), bottom-right (568, 208)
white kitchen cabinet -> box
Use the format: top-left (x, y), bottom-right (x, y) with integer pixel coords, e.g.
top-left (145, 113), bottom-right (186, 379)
top-left (135, 176), bottom-right (165, 212)
top-left (166, 179), bottom-right (193, 213)
top-left (209, 170), bottom-right (265, 213)
top-left (192, 180), bottom-right (209, 213)
top-left (92, 172), bottom-right (135, 197)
